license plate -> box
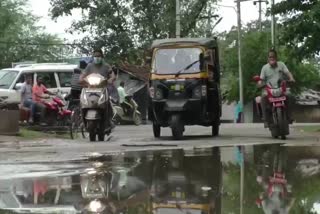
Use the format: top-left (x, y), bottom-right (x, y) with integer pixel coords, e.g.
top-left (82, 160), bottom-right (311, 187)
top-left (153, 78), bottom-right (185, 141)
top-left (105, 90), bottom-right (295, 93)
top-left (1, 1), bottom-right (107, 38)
top-left (269, 96), bottom-right (286, 102)
top-left (86, 89), bottom-right (102, 93)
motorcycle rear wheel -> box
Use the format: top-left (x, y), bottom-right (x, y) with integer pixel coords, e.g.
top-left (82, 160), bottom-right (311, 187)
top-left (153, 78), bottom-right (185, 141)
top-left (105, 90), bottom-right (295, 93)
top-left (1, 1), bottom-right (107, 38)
top-left (133, 113), bottom-right (142, 126)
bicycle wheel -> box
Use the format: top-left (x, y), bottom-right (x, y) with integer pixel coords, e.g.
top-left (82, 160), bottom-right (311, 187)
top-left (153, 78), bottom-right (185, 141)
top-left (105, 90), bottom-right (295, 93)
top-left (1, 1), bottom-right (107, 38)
top-left (70, 107), bottom-right (82, 139)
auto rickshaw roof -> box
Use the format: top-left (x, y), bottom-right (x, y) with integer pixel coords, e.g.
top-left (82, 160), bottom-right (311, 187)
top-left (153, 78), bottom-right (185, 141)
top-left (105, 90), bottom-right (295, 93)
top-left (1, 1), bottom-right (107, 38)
top-left (151, 37), bottom-right (218, 49)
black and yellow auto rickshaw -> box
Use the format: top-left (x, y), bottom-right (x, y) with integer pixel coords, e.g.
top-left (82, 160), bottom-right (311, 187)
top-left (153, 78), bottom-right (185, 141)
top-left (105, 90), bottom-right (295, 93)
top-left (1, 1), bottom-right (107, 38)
top-left (148, 38), bottom-right (222, 140)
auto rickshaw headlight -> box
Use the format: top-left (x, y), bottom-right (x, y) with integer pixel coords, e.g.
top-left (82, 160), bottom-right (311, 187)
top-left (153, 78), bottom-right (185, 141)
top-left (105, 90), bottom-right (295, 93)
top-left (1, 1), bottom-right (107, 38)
top-left (193, 85), bottom-right (207, 98)
top-left (193, 87), bottom-right (201, 98)
top-left (155, 88), bottom-right (163, 100)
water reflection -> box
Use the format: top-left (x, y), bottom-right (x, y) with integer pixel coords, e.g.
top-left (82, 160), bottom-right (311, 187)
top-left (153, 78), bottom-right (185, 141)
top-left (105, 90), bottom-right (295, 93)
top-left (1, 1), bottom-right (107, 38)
top-left (0, 144), bottom-right (320, 213)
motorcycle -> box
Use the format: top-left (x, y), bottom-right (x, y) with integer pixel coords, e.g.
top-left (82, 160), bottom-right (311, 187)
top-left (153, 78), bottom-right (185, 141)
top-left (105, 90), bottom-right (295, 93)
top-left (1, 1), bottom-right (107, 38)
top-left (32, 94), bottom-right (71, 126)
top-left (253, 76), bottom-right (290, 140)
top-left (112, 95), bottom-right (142, 126)
top-left (80, 73), bottom-right (112, 142)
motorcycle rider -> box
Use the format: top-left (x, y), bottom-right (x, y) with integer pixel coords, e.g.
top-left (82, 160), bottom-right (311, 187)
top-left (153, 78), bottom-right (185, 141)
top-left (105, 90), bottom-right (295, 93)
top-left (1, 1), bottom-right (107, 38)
top-left (79, 48), bottom-right (115, 128)
top-left (32, 76), bottom-right (55, 124)
top-left (259, 49), bottom-right (295, 127)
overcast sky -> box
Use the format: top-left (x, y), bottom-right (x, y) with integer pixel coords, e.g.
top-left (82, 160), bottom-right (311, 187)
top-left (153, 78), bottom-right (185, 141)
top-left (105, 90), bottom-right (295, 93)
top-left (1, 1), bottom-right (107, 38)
top-left (27, 0), bottom-right (270, 40)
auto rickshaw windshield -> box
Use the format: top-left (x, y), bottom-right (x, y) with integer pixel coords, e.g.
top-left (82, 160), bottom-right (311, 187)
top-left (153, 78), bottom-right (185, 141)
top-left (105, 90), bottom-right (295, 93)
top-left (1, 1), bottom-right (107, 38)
top-left (152, 48), bottom-right (203, 75)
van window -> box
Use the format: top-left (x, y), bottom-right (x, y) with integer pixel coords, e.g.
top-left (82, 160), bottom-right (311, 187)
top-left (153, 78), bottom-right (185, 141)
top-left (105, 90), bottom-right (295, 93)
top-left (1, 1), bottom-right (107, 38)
top-left (58, 72), bottom-right (72, 87)
top-left (37, 73), bottom-right (57, 88)
top-left (15, 73), bottom-right (34, 84)
top-left (0, 70), bottom-right (18, 89)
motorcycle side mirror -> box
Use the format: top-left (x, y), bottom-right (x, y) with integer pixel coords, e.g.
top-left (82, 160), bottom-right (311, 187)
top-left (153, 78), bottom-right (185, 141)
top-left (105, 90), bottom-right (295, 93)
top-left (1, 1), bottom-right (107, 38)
top-left (252, 75), bottom-right (262, 82)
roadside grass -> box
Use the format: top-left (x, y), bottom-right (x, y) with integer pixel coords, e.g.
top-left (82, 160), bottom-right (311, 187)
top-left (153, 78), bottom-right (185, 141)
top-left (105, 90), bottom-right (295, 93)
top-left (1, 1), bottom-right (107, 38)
top-left (18, 128), bottom-right (70, 140)
top-left (295, 125), bottom-right (320, 133)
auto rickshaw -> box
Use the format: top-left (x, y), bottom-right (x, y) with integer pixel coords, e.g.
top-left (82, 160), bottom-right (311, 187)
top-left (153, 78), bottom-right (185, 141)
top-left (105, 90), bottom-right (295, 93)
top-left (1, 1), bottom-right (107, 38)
top-left (148, 38), bottom-right (222, 140)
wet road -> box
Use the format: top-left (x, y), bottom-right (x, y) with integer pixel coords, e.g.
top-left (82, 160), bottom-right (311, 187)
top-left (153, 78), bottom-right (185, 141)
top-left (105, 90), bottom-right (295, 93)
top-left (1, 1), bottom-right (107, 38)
top-left (0, 123), bottom-right (318, 163)
top-left (1, 142), bottom-right (320, 213)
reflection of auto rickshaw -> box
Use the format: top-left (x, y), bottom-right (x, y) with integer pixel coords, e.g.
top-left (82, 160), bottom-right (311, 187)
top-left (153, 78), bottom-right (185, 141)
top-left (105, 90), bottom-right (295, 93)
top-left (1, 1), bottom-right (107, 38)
top-left (148, 38), bottom-right (222, 140)
top-left (151, 148), bottom-right (222, 214)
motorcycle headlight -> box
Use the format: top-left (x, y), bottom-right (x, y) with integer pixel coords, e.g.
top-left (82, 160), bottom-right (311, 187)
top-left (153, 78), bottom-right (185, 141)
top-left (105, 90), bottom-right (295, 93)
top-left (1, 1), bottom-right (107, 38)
top-left (271, 88), bottom-right (282, 97)
top-left (86, 76), bottom-right (103, 86)
top-left (88, 200), bottom-right (106, 213)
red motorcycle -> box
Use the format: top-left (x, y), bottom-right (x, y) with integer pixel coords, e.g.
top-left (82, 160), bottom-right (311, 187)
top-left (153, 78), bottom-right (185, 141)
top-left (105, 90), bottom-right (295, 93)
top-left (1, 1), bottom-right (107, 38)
top-left (39, 95), bottom-right (72, 126)
top-left (253, 76), bottom-right (290, 139)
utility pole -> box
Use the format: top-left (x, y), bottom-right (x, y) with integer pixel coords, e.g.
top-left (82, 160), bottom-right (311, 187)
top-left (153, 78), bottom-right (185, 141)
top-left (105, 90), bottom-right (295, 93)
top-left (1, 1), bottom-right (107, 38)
top-left (236, 0), bottom-right (244, 122)
top-left (258, 1), bottom-right (262, 31)
top-left (176, 0), bottom-right (181, 38)
top-left (271, 0), bottom-right (275, 47)
top-left (253, 1), bottom-right (268, 32)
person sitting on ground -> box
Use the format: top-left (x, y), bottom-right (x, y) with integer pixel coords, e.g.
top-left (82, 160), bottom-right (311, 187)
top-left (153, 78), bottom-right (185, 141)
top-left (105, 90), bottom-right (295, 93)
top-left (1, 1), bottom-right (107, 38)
top-left (20, 74), bottom-right (36, 123)
top-left (32, 77), bottom-right (55, 124)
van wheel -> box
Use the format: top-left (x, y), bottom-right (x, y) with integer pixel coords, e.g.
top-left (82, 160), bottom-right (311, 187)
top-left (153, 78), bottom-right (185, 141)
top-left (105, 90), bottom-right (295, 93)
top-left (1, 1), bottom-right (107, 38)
top-left (153, 123), bottom-right (161, 138)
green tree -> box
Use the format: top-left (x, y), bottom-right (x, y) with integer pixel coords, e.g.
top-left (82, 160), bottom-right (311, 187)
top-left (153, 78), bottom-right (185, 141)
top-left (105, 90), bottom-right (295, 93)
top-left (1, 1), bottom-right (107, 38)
top-left (0, 0), bottom-right (70, 68)
top-left (49, 0), bottom-right (220, 64)
top-left (273, 0), bottom-right (320, 59)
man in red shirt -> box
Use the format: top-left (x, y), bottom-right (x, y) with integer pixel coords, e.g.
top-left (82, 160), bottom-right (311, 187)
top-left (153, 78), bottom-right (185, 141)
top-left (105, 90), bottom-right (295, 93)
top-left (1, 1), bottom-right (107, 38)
top-left (32, 77), bottom-right (55, 124)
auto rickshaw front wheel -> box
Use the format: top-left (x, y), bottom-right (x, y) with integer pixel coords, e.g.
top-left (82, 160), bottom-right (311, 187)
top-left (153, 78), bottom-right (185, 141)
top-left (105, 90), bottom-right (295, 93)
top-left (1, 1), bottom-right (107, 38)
top-left (171, 114), bottom-right (184, 140)
top-left (153, 122), bottom-right (161, 138)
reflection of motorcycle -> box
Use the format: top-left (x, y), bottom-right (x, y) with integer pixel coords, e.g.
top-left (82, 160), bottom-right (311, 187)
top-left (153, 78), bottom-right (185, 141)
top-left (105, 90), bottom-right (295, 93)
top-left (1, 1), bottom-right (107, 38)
top-left (253, 75), bottom-right (290, 140)
top-left (255, 145), bottom-right (294, 213)
top-left (112, 95), bottom-right (142, 126)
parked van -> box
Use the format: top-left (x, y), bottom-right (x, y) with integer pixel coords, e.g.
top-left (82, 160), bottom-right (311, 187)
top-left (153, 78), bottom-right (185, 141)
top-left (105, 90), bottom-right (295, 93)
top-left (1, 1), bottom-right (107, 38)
top-left (0, 63), bottom-right (77, 105)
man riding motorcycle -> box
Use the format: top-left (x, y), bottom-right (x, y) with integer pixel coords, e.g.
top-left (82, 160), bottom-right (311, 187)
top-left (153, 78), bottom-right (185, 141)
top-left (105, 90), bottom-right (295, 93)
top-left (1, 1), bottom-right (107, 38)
top-left (79, 48), bottom-right (115, 128)
top-left (259, 49), bottom-right (295, 128)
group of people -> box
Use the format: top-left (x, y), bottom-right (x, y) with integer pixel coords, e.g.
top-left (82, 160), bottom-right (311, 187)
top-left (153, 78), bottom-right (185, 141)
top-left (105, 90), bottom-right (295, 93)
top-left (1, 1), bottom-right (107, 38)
top-left (20, 75), bottom-right (54, 124)
top-left (20, 48), bottom-right (131, 125)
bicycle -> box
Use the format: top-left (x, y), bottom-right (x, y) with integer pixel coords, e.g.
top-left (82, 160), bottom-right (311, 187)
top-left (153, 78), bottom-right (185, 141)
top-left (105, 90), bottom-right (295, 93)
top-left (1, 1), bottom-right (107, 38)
top-left (69, 99), bottom-right (88, 139)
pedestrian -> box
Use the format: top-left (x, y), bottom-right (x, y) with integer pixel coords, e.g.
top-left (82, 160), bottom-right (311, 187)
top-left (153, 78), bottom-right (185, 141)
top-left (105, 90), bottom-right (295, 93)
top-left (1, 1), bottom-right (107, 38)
top-left (20, 74), bottom-right (36, 123)
top-left (117, 81), bottom-right (130, 115)
top-left (70, 59), bottom-right (87, 101)
top-left (234, 101), bottom-right (243, 123)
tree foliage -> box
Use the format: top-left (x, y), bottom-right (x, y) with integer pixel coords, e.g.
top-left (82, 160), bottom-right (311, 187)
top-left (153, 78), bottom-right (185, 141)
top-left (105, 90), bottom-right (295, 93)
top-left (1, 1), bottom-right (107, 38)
top-left (273, 0), bottom-right (320, 59)
top-left (49, 0), bottom-right (219, 64)
top-left (0, 0), bottom-right (68, 68)
top-left (220, 21), bottom-right (320, 104)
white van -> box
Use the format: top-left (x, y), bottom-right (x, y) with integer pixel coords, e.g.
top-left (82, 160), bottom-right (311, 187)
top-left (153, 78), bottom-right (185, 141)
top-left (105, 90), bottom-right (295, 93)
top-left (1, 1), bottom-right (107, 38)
top-left (0, 63), bottom-right (77, 104)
